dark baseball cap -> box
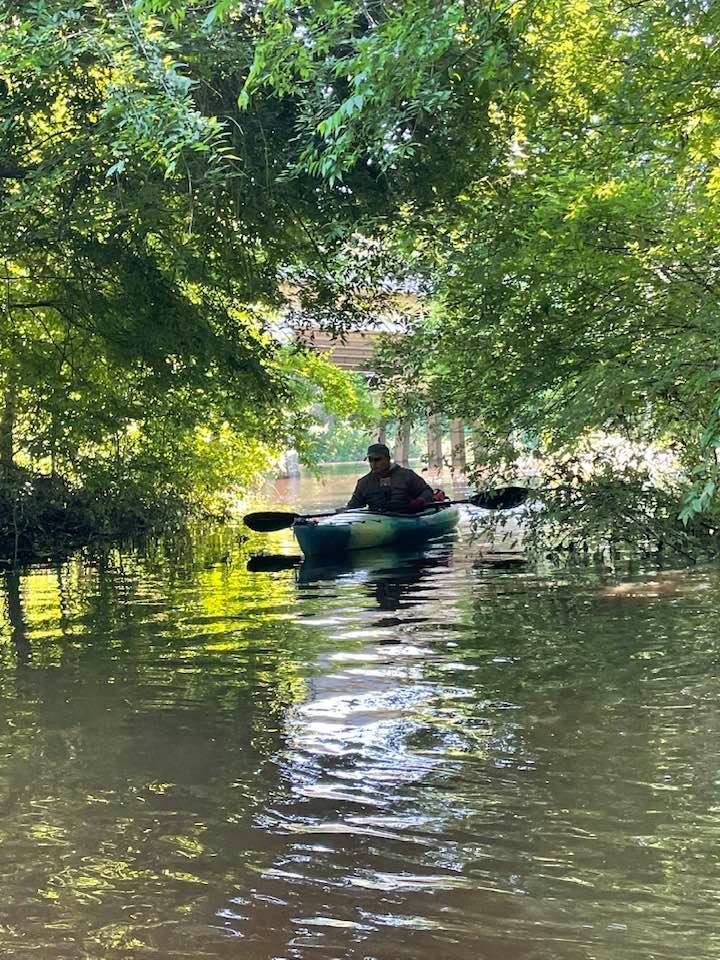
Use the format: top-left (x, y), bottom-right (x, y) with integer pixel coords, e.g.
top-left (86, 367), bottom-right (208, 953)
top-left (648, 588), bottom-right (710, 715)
top-left (366, 443), bottom-right (390, 459)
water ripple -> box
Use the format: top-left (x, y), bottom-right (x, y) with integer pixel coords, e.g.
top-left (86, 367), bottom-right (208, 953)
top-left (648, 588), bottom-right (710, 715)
top-left (1, 534), bottom-right (720, 958)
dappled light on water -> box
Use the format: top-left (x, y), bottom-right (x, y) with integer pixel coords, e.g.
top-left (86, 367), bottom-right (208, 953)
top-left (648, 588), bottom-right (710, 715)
top-left (1, 513), bottom-right (720, 958)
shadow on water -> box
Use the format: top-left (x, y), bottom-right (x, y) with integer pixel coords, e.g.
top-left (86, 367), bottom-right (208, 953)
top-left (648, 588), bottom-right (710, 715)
top-left (4, 569), bottom-right (32, 666)
top-left (297, 538), bottom-right (458, 622)
top-left (250, 534), bottom-right (460, 620)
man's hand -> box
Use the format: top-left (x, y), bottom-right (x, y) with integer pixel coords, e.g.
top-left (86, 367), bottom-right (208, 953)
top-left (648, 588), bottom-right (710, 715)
top-left (408, 497), bottom-right (427, 512)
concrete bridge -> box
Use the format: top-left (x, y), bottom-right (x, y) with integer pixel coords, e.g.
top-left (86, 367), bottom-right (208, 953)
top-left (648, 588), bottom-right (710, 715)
top-left (301, 327), bottom-right (472, 476)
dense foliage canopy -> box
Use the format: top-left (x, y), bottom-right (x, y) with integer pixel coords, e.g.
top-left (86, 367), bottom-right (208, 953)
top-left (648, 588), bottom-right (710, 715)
top-left (231, 0), bottom-right (720, 524)
top-left (404, 0), bottom-right (720, 522)
top-left (3, 0), bottom-right (720, 547)
top-left (0, 0), bottom-right (388, 534)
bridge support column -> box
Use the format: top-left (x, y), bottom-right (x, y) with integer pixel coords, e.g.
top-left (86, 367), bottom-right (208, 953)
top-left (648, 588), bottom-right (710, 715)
top-left (450, 419), bottom-right (467, 474)
top-left (277, 448), bottom-right (300, 479)
top-left (427, 414), bottom-right (443, 473)
top-left (393, 419), bottom-right (411, 467)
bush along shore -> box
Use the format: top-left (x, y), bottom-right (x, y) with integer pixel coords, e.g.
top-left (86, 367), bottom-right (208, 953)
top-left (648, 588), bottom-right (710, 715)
top-left (0, 468), bottom-right (191, 566)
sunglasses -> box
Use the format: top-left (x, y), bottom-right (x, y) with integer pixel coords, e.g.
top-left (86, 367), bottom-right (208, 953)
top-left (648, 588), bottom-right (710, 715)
top-left (368, 456), bottom-right (385, 462)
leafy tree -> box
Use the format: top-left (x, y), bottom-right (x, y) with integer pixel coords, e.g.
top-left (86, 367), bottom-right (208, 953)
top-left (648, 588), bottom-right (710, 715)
top-left (0, 0), bottom-right (385, 533)
top-left (9, 0), bottom-right (720, 545)
top-left (367, 0), bottom-right (720, 527)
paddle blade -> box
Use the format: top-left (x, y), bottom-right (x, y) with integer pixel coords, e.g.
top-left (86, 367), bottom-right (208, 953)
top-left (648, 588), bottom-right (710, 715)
top-left (471, 487), bottom-right (531, 511)
top-left (243, 511), bottom-right (300, 532)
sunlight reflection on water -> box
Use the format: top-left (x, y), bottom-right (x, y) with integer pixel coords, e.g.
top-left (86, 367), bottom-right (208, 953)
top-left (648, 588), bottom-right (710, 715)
top-left (0, 468), bottom-right (719, 958)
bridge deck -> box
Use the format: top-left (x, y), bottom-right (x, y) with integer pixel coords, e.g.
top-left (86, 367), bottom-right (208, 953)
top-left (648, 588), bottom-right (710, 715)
top-left (301, 329), bottom-right (385, 373)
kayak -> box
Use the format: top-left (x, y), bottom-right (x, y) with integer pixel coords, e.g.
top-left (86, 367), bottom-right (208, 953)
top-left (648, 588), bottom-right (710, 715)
top-left (292, 504), bottom-right (460, 557)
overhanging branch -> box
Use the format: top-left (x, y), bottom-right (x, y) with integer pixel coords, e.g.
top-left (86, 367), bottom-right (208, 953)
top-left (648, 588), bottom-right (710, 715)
top-left (0, 165), bottom-right (33, 180)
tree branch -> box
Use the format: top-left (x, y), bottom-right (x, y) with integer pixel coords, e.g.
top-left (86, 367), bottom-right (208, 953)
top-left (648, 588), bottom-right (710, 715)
top-left (8, 301), bottom-right (62, 309)
top-left (0, 165), bottom-right (34, 180)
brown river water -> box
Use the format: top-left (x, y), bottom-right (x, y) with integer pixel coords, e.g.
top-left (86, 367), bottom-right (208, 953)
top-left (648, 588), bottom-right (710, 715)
top-left (1, 466), bottom-right (720, 959)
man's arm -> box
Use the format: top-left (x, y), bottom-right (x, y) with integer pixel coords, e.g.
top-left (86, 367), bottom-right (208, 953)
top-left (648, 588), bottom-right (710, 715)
top-left (346, 479), bottom-right (367, 509)
top-left (406, 470), bottom-right (434, 506)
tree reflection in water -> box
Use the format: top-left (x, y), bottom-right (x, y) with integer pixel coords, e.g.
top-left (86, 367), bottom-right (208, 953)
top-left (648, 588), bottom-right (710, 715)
top-left (1, 527), bottom-right (720, 959)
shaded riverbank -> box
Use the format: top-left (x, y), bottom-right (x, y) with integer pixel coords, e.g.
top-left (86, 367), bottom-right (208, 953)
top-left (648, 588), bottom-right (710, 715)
top-left (0, 468), bottom-right (193, 567)
top-left (0, 462), bottom-right (431, 566)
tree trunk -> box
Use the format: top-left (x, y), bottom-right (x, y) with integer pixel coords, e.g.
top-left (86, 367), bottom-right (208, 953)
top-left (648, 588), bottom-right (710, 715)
top-left (393, 419), bottom-right (411, 467)
top-left (450, 419), bottom-right (467, 474)
top-left (426, 413), bottom-right (443, 473)
top-left (0, 383), bottom-right (15, 473)
top-left (377, 417), bottom-right (388, 446)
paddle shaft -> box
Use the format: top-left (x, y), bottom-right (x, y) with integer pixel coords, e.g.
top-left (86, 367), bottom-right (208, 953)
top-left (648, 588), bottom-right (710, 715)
top-left (244, 487), bottom-right (531, 533)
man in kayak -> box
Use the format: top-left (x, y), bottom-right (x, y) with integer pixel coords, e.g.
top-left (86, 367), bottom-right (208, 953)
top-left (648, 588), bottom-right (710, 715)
top-left (345, 443), bottom-right (436, 513)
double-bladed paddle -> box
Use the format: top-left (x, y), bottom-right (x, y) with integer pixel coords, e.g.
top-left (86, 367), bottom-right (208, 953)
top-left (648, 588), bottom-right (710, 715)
top-left (243, 486), bottom-right (531, 533)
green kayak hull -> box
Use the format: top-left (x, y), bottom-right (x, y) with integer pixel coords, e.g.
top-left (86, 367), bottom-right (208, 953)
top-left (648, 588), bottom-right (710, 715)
top-left (292, 505), bottom-right (460, 557)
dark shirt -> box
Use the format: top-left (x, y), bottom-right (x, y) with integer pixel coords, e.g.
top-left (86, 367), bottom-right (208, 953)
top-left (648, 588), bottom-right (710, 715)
top-left (346, 464), bottom-right (434, 513)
